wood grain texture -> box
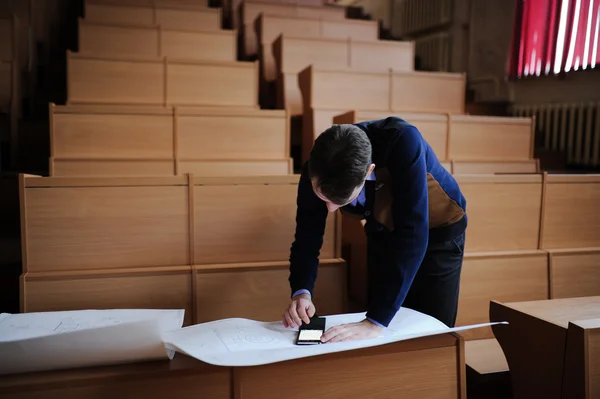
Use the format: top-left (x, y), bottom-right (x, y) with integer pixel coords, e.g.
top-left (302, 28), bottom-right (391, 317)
top-left (548, 249), bottom-right (600, 299)
top-left (51, 158), bottom-right (176, 177)
top-left (179, 159), bottom-right (292, 176)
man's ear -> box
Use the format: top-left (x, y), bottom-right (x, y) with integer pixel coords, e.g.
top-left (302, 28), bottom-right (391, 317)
top-left (368, 163), bottom-right (376, 175)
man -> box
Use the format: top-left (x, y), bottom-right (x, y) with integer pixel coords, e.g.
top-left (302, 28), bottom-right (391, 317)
top-left (282, 116), bottom-right (467, 343)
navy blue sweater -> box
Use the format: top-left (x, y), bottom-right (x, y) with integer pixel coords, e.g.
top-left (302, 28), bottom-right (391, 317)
top-left (289, 117), bottom-right (467, 327)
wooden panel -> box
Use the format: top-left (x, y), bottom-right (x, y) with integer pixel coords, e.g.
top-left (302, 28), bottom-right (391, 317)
top-left (51, 158), bottom-right (175, 177)
top-left (456, 250), bottom-right (549, 340)
top-left (350, 40), bottom-right (414, 72)
top-left (242, 1), bottom-right (297, 26)
top-left (0, 17), bottom-right (14, 61)
top-left (177, 111), bottom-right (286, 159)
top-left (452, 160), bottom-right (538, 174)
top-left (193, 259), bottom-right (346, 323)
top-left (161, 30), bottom-right (235, 62)
top-left (193, 181), bottom-right (337, 264)
top-left (0, 61), bottom-right (11, 112)
top-left (179, 159), bottom-right (292, 176)
top-left (0, 356), bottom-right (230, 399)
top-left (458, 175), bottom-right (543, 252)
top-left (25, 184), bottom-right (189, 271)
top-left (449, 115), bottom-right (533, 160)
top-left (542, 175), bottom-right (600, 249)
top-left (465, 339), bottom-right (508, 375)
top-left (236, 337), bottom-right (462, 399)
top-left (79, 21), bottom-right (159, 58)
top-left (85, 4), bottom-right (154, 26)
top-left (549, 249), bottom-right (600, 299)
top-left (391, 71), bottom-right (465, 114)
top-left (167, 60), bottom-right (257, 107)
top-left (22, 267), bottom-right (194, 326)
top-left (320, 19), bottom-right (378, 41)
top-left (275, 36), bottom-right (348, 74)
top-left (52, 111), bottom-right (173, 158)
top-left (155, 7), bottom-right (220, 31)
top-left (297, 5), bottom-right (346, 20)
top-left (68, 55), bottom-right (163, 105)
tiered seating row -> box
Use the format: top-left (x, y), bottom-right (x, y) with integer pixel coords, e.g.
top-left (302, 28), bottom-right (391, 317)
top-left (84, 0), bottom-right (221, 31)
top-left (50, 104), bottom-right (292, 176)
top-left (273, 35), bottom-right (414, 114)
top-left (229, 0), bottom-right (326, 28)
top-left (78, 19), bottom-right (237, 62)
top-left (67, 51), bottom-right (258, 108)
top-left (18, 174), bottom-right (345, 325)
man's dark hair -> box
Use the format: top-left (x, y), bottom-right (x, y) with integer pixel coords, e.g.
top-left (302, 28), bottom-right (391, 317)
top-left (308, 124), bottom-right (372, 205)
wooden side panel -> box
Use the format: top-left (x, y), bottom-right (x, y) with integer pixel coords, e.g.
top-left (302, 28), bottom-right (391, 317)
top-left (68, 56), bottom-right (163, 104)
top-left (193, 183), bottom-right (336, 264)
top-left (320, 20), bottom-right (378, 41)
top-left (460, 177), bottom-right (542, 251)
top-left (155, 8), bottom-right (220, 31)
top-left (457, 251), bottom-right (549, 340)
top-left (51, 159), bottom-right (175, 177)
top-left (79, 22), bottom-right (159, 58)
top-left (542, 177), bottom-right (600, 249)
top-left (22, 268), bottom-right (194, 326)
top-left (52, 112), bottom-right (173, 158)
top-left (177, 113), bottom-right (286, 159)
top-left (167, 61), bottom-right (256, 107)
top-left (350, 41), bottom-right (414, 72)
top-left (549, 250), bottom-right (600, 299)
top-left (161, 30), bottom-right (236, 62)
top-left (310, 70), bottom-right (389, 111)
top-left (278, 37), bottom-right (348, 74)
top-left (179, 159), bottom-right (291, 176)
top-left (25, 185), bottom-right (189, 271)
top-left (85, 4), bottom-right (154, 25)
top-left (452, 160), bottom-right (538, 174)
top-left (391, 72), bottom-right (465, 114)
top-left (449, 116), bottom-right (533, 160)
top-left (194, 260), bottom-right (346, 323)
top-left (260, 16), bottom-right (321, 46)
top-left (236, 342), bottom-right (461, 399)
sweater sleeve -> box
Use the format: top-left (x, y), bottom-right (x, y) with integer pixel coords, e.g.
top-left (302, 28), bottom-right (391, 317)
top-left (365, 121), bottom-right (430, 327)
top-left (288, 165), bottom-right (329, 297)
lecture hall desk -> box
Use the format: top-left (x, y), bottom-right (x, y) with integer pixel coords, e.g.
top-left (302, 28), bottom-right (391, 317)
top-left (0, 332), bottom-right (467, 398)
top-left (490, 296), bottom-right (600, 399)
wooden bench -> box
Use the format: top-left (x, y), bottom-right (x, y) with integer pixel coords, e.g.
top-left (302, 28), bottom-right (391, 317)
top-left (66, 52), bottom-right (258, 107)
top-left (78, 19), bottom-right (236, 62)
top-left (84, 0), bottom-right (221, 31)
top-left (274, 36), bottom-right (414, 114)
top-left (0, 333), bottom-right (468, 398)
top-left (50, 105), bottom-right (291, 176)
top-left (241, 0), bottom-right (346, 57)
top-left (256, 15), bottom-right (379, 82)
top-left (86, 0), bottom-right (210, 7)
top-left (227, 0), bottom-right (326, 28)
top-left (548, 248), bottom-right (600, 299)
top-left (491, 296), bottom-right (600, 398)
top-left (451, 159), bottom-right (539, 174)
top-left (540, 174), bottom-right (600, 249)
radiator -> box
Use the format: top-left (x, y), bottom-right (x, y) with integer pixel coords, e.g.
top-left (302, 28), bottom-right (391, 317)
top-left (396, 0), bottom-right (452, 36)
top-left (511, 102), bottom-right (600, 167)
top-left (414, 32), bottom-right (450, 71)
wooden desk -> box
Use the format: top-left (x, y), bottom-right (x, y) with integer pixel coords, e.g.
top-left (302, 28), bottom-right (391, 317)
top-left (490, 296), bottom-right (600, 399)
top-left (0, 333), bottom-right (467, 398)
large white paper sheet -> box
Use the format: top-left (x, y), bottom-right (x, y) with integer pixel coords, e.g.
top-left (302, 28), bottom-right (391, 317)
top-left (0, 309), bottom-right (185, 375)
top-left (164, 308), bottom-right (506, 367)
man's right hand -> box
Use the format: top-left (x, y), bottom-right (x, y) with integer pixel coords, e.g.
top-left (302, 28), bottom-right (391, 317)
top-left (282, 293), bottom-right (316, 328)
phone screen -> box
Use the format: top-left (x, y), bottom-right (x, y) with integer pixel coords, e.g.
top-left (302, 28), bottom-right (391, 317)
top-left (296, 316), bottom-right (326, 345)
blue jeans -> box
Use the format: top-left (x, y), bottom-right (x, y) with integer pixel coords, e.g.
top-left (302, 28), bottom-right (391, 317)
top-left (367, 232), bottom-right (465, 327)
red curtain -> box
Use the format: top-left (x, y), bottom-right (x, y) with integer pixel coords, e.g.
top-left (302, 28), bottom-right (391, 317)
top-left (507, 0), bottom-right (600, 78)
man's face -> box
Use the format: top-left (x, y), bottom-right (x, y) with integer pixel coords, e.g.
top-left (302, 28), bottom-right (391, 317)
top-left (311, 179), bottom-right (364, 212)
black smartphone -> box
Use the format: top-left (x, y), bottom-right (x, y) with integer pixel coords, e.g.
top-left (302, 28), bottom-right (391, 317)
top-left (295, 316), bottom-right (326, 345)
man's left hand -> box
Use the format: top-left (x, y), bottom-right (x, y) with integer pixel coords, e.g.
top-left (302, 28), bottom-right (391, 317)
top-left (320, 319), bottom-right (383, 343)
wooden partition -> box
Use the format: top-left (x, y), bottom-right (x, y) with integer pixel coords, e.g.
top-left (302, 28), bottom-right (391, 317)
top-left (241, 0), bottom-right (346, 56)
top-left (0, 14), bottom-right (20, 166)
top-left (192, 175), bottom-right (339, 265)
top-left (273, 36), bottom-right (414, 114)
top-left (548, 248), bottom-right (600, 299)
top-left (256, 15), bottom-right (379, 81)
top-left (67, 52), bottom-right (258, 107)
top-left (541, 174), bottom-right (600, 249)
top-left (84, 1), bottom-right (220, 31)
top-left (194, 259), bottom-right (346, 323)
top-left (78, 19), bottom-right (236, 62)
top-left (299, 66), bottom-right (465, 117)
top-left (333, 110), bottom-right (535, 165)
top-left (0, 333), bottom-right (468, 399)
top-left (50, 105), bottom-right (290, 176)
